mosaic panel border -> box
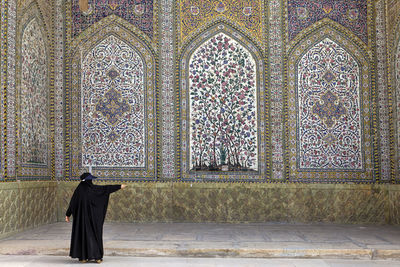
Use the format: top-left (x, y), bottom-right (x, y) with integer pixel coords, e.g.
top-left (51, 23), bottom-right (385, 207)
top-left (286, 25), bottom-right (376, 183)
top-left (15, 2), bottom-right (52, 179)
top-left (177, 23), bottom-right (268, 182)
top-left (268, 0), bottom-right (285, 180)
top-left (159, 0), bottom-right (176, 179)
top-left (392, 14), bottom-right (400, 183)
top-left (66, 16), bottom-right (158, 180)
top-left (375, 0), bottom-right (394, 182)
top-left (6, 0), bottom-right (16, 179)
top-left (55, 0), bottom-right (64, 179)
top-left (1, 0), bottom-right (7, 180)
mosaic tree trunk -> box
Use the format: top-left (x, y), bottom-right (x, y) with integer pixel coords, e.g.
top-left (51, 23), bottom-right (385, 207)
top-left (297, 38), bottom-right (362, 170)
top-left (189, 33), bottom-right (258, 172)
top-left (20, 18), bottom-right (48, 165)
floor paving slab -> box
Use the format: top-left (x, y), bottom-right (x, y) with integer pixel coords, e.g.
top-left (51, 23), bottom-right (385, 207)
top-left (0, 222), bottom-right (399, 260)
top-left (1, 256), bottom-right (400, 267)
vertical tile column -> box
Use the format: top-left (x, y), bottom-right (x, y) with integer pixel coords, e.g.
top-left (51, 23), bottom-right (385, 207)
top-left (376, 0), bottom-right (393, 182)
top-left (160, 0), bottom-right (175, 178)
top-left (54, 0), bottom-right (64, 179)
top-left (0, 0), bottom-right (5, 180)
top-left (6, 0), bottom-right (16, 179)
top-left (269, 0), bottom-right (284, 180)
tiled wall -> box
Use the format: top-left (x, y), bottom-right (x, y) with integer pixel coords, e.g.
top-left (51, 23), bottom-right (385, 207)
top-left (58, 182), bottom-right (400, 224)
top-left (1, 181), bottom-right (399, 238)
top-left (0, 182), bottom-right (57, 239)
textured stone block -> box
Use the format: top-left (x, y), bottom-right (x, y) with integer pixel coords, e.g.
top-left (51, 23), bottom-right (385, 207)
top-left (0, 182), bottom-right (58, 239)
top-left (389, 186), bottom-right (400, 224)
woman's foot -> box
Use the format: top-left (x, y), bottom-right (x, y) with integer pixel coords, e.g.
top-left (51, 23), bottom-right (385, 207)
top-left (95, 259), bottom-right (103, 264)
top-left (79, 259), bottom-right (88, 263)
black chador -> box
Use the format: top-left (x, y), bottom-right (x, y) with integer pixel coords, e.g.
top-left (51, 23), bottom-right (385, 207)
top-left (66, 173), bottom-right (124, 263)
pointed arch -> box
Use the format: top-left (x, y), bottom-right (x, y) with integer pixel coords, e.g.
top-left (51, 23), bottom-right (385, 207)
top-left (286, 25), bottom-right (375, 182)
top-left (177, 13), bottom-right (265, 54)
top-left (68, 14), bottom-right (157, 56)
top-left (16, 1), bottom-right (51, 179)
top-left (177, 23), bottom-right (268, 181)
top-left (288, 18), bottom-right (371, 61)
top-left (65, 16), bottom-right (158, 181)
top-left (64, 0), bottom-right (158, 42)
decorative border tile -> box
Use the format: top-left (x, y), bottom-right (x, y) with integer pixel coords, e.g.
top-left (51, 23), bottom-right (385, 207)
top-left (6, 0), bottom-right (16, 179)
top-left (268, 0), bottom-right (285, 180)
top-left (159, 0), bottom-right (175, 179)
top-left (55, 0), bottom-right (64, 179)
top-left (0, 0), bottom-right (6, 180)
top-left (392, 10), bottom-right (400, 183)
top-left (286, 24), bottom-right (376, 183)
top-left (375, 0), bottom-right (393, 182)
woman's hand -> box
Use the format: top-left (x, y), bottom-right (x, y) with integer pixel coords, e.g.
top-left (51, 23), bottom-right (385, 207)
top-left (65, 216), bottom-right (70, 222)
top-left (121, 184), bottom-right (127, 189)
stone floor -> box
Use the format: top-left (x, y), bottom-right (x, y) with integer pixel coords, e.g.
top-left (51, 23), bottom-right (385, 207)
top-left (1, 255), bottom-right (400, 267)
top-left (0, 222), bottom-right (400, 262)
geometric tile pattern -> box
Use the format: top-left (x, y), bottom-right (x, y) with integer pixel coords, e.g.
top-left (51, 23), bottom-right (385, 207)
top-left (81, 35), bottom-right (145, 168)
top-left (288, 0), bottom-right (368, 43)
top-left (287, 26), bottom-right (374, 182)
top-left (297, 38), bottom-right (362, 170)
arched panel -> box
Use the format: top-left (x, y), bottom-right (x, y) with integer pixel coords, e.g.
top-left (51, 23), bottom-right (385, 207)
top-left (178, 24), bottom-right (267, 181)
top-left (189, 32), bottom-right (258, 172)
top-left (81, 35), bottom-right (145, 168)
top-left (20, 18), bottom-right (49, 166)
top-left (297, 38), bottom-right (362, 170)
top-left (66, 18), bottom-right (157, 180)
top-left (287, 26), bottom-right (374, 182)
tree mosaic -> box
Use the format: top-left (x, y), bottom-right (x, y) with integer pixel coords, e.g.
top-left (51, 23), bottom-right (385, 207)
top-left (20, 18), bottom-right (48, 165)
top-left (81, 35), bottom-right (145, 168)
top-left (189, 33), bottom-right (258, 172)
top-left (297, 38), bottom-right (362, 170)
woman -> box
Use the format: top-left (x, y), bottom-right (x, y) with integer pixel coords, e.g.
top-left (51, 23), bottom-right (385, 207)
top-left (66, 173), bottom-right (127, 263)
